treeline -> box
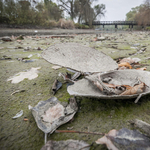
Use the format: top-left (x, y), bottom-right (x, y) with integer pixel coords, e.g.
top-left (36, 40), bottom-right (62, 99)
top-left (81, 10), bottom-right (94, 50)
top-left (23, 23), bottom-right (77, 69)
top-left (126, 0), bottom-right (150, 26)
top-left (0, 0), bottom-right (63, 27)
top-left (0, 0), bottom-right (106, 29)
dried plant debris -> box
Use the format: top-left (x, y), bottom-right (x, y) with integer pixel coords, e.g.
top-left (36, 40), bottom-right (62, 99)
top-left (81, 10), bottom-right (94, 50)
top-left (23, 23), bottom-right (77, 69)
top-left (11, 89), bottom-right (25, 95)
top-left (52, 65), bottom-right (62, 70)
top-left (71, 72), bottom-right (81, 81)
top-left (42, 43), bottom-right (118, 73)
top-left (30, 97), bottom-right (78, 143)
top-left (118, 62), bottom-right (132, 69)
top-left (41, 140), bottom-right (90, 150)
top-left (52, 79), bottom-right (62, 95)
top-left (130, 119), bottom-right (150, 136)
top-left (120, 82), bottom-right (146, 96)
top-left (59, 72), bottom-right (74, 83)
top-left (96, 128), bottom-right (150, 150)
top-left (1, 36), bottom-right (12, 42)
top-left (59, 72), bottom-right (81, 83)
top-left (12, 110), bottom-right (23, 119)
top-left (119, 57), bottom-right (141, 64)
top-left (136, 67), bottom-right (147, 71)
top-left (118, 58), bottom-right (143, 70)
top-left (67, 70), bottom-right (150, 100)
top-left (7, 67), bottom-right (41, 83)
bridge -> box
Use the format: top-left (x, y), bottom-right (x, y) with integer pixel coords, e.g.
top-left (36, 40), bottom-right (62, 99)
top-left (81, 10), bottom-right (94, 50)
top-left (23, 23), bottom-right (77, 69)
top-left (83, 21), bottom-right (146, 29)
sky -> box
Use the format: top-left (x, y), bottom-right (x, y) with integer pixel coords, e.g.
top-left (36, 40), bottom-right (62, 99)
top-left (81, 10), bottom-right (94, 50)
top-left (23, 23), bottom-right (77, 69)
top-left (95, 0), bottom-right (145, 21)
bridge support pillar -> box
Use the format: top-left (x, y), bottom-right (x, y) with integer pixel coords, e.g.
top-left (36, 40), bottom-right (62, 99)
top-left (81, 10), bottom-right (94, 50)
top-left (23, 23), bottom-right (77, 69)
top-left (103, 25), bottom-right (104, 28)
top-left (131, 25), bottom-right (133, 31)
top-left (131, 25), bottom-right (133, 28)
top-left (129, 25), bottom-right (133, 31)
top-left (142, 26), bottom-right (145, 31)
top-left (115, 24), bottom-right (117, 32)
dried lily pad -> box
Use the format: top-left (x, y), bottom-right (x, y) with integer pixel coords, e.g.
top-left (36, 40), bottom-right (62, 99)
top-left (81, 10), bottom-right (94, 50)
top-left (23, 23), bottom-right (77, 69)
top-left (42, 43), bottom-right (118, 73)
top-left (31, 97), bottom-right (78, 134)
top-left (96, 128), bottom-right (150, 150)
top-left (41, 140), bottom-right (90, 150)
top-left (67, 70), bottom-right (150, 99)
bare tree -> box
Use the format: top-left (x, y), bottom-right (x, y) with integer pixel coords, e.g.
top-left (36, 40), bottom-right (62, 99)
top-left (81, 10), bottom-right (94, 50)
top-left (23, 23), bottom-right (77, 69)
top-left (57, 0), bottom-right (76, 20)
top-left (57, 0), bottom-right (106, 24)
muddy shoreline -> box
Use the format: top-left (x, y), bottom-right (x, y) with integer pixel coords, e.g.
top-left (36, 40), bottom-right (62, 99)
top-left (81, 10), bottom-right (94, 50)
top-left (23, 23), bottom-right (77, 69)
top-left (0, 28), bottom-right (144, 37)
top-left (0, 31), bottom-right (150, 150)
top-left (0, 28), bottom-right (100, 37)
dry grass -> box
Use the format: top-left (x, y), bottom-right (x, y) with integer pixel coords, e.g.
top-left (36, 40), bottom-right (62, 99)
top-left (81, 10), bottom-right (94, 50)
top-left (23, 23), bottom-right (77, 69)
top-left (57, 19), bottom-right (75, 29)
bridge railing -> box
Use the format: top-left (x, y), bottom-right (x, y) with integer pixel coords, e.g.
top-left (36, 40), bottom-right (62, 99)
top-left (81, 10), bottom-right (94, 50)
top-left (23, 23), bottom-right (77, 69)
top-left (91, 21), bottom-right (137, 25)
top-left (83, 21), bottom-right (138, 25)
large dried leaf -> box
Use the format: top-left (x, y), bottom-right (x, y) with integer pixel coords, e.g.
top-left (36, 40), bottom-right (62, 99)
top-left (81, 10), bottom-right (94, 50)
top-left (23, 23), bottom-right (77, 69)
top-left (41, 140), bottom-right (90, 150)
top-left (31, 97), bottom-right (78, 134)
top-left (67, 70), bottom-right (150, 99)
top-left (42, 43), bottom-right (118, 73)
top-left (96, 128), bottom-right (150, 150)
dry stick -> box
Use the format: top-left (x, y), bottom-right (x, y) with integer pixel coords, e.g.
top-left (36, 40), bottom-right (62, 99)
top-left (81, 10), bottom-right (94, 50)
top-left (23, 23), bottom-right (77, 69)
top-left (134, 93), bottom-right (143, 103)
top-left (80, 144), bottom-right (94, 150)
top-left (55, 130), bottom-right (105, 136)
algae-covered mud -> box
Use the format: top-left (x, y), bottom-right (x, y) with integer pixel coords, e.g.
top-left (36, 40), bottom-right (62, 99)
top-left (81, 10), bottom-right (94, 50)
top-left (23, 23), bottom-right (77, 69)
top-left (0, 31), bottom-right (150, 150)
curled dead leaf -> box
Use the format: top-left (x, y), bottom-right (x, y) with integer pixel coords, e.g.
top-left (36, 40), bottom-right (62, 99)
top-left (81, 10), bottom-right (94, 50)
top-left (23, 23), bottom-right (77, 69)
top-left (118, 62), bottom-right (132, 69)
top-left (119, 58), bottom-right (134, 64)
top-left (120, 82), bottom-right (146, 95)
top-left (96, 129), bottom-right (118, 150)
top-left (136, 67), bottom-right (147, 71)
top-left (93, 37), bottom-right (97, 41)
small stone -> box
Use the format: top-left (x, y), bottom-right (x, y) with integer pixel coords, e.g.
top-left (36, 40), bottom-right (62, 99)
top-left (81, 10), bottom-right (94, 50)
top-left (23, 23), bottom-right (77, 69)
top-left (2, 36), bottom-right (12, 42)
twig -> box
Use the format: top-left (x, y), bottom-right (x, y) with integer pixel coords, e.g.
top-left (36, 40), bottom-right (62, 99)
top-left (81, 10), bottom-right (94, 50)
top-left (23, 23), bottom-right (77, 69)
top-left (11, 89), bottom-right (25, 95)
top-left (45, 133), bottom-right (47, 144)
top-left (134, 93), bottom-right (143, 103)
top-left (55, 130), bottom-right (105, 136)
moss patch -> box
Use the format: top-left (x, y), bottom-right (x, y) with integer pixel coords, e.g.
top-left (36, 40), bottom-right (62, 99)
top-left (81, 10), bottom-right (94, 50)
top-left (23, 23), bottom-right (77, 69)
top-left (0, 32), bottom-right (150, 150)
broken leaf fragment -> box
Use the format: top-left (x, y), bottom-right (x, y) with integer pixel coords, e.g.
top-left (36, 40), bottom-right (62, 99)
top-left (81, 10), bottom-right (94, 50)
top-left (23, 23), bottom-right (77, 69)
top-left (30, 97), bottom-right (78, 143)
top-left (12, 110), bottom-right (23, 119)
top-left (41, 140), bottom-right (90, 150)
top-left (120, 82), bottom-right (146, 95)
top-left (52, 65), bottom-right (62, 70)
top-left (136, 67), bottom-right (147, 71)
top-left (52, 79), bottom-right (62, 95)
top-left (7, 67), bottom-right (41, 83)
top-left (130, 119), bottom-right (150, 136)
top-left (96, 128), bottom-right (150, 150)
top-left (118, 62), bottom-right (132, 69)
